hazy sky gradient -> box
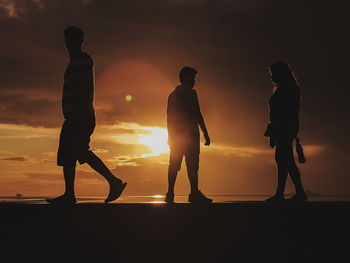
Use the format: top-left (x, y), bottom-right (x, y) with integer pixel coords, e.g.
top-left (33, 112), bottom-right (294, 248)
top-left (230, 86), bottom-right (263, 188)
top-left (0, 0), bottom-right (348, 197)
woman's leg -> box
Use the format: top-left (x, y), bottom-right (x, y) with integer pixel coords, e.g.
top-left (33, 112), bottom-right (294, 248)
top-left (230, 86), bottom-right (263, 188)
top-left (289, 163), bottom-right (304, 194)
top-left (285, 141), bottom-right (305, 194)
top-left (275, 140), bottom-right (289, 196)
top-left (281, 139), bottom-right (307, 201)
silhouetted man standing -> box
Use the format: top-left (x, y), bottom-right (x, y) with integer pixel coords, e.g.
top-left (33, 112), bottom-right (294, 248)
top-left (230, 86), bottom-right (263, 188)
top-left (165, 67), bottom-right (212, 203)
top-left (47, 26), bottom-right (126, 205)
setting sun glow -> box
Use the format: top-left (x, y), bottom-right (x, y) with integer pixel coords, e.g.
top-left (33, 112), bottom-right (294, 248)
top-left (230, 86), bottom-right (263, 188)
top-left (138, 127), bottom-right (169, 155)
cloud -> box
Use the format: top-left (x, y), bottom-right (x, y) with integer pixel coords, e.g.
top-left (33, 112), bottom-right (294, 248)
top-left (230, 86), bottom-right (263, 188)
top-left (42, 151), bottom-right (56, 157)
top-left (208, 144), bottom-right (271, 158)
top-left (0, 0), bottom-right (17, 18)
top-left (95, 122), bottom-right (167, 146)
top-left (0, 154), bottom-right (39, 164)
top-left (0, 151), bottom-right (34, 163)
top-left (1, 156), bottom-right (27, 161)
top-left (2, 170), bottom-right (104, 185)
top-left (0, 0), bottom-right (47, 19)
top-left (0, 95), bottom-right (61, 127)
top-left (0, 123), bottom-right (59, 139)
top-left (205, 143), bottom-right (326, 158)
top-left (90, 148), bottom-right (108, 153)
top-left (107, 153), bottom-right (164, 167)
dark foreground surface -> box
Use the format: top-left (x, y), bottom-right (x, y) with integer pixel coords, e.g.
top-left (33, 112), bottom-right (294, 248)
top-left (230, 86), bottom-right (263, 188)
top-left (1, 202), bottom-right (350, 263)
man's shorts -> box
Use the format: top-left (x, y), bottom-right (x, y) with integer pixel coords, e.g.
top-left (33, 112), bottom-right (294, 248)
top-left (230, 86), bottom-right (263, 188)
top-left (169, 142), bottom-right (200, 172)
top-left (57, 114), bottom-right (95, 166)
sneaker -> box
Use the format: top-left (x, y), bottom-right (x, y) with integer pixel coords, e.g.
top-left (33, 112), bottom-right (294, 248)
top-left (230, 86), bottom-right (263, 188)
top-left (164, 192), bottom-right (175, 204)
top-left (265, 194), bottom-right (285, 203)
top-left (46, 194), bottom-right (76, 205)
top-left (105, 180), bottom-right (127, 203)
top-left (286, 193), bottom-right (307, 202)
top-left (188, 190), bottom-right (212, 204)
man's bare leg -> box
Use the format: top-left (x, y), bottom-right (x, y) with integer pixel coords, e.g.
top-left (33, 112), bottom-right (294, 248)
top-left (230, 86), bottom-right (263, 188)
top-left (186, 167), bottom-right (212, 203)
top-left (187, 171), bottom-right (212, 203)
top-left (63, 162), bottom-right (77, 198)
top-left (187, 168), bottom-right (198, 193)
top-left (165, 167), bottom-right (178, 203)
top-left (47, 161), bottom-right (77, 204)
top-left (167, 168), bottom-right (178, 194)
top-left (85, 151), bottom-right (121, 183)
top-left (85, 151), bottom-right (126, 203)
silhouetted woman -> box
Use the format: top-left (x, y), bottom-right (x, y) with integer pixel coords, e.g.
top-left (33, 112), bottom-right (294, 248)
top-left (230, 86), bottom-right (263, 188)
top-left (264, 61), bottom-right (307, 202)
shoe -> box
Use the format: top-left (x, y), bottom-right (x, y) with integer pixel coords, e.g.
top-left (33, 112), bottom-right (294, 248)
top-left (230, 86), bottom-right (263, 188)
top-left (286, 193), bottom-right (307, 202)
top-left (265, 194), bottom-right (285, 203)
top-left (46, 194), bottom-right (76, 205)
top-left (164, 192), bottom-right (175, 204)
top-left (188, 190), bottom-right (212, 204)
top-left (105, 180), bottom-right (127, 203)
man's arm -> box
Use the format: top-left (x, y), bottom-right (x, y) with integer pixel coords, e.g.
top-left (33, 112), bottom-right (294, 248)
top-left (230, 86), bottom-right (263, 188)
top-left (194, 91), bottom-right (210, 146)
top-left (198, 113), bottom-right (210, 146)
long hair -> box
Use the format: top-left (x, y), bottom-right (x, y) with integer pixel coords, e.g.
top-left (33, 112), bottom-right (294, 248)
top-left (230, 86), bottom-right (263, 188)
top-left (269, 61), bottom-right (301, 94)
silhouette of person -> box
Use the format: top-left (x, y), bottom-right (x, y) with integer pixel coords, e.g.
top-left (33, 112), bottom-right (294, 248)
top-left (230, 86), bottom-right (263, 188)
top-left (165, 67), bottom-right (212, 204)
top-left (47, 26), bottom-right (127, 205)
top-left (264, 61), bottom-right (307, 202)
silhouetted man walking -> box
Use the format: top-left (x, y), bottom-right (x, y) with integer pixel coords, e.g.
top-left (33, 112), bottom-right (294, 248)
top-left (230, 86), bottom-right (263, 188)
top-left (165, 67), bottom-right (212, 204)
top-left (47, 26), bottom-right (126, 205)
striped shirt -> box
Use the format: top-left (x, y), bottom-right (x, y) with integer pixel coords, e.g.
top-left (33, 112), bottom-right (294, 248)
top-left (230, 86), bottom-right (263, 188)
top-left (62, 52), bottom-right (95, 118)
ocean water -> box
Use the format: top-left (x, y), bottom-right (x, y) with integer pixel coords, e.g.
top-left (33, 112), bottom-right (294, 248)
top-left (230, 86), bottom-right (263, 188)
top-left (1, 194), bottom-right (350, 204)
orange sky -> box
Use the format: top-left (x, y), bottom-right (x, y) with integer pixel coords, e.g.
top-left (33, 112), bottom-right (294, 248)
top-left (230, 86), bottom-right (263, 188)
top-left (0, 0), bottom-right (348, 197)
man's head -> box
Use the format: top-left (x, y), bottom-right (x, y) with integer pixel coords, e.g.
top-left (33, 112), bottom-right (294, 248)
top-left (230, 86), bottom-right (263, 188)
top-left (64, 26), bottom-right (84, 53)
top-left (179, 66), bottom-right (197, 88)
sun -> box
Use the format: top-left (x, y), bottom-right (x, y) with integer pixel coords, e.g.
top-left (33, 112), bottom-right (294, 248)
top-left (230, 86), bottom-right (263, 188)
top-left (137, 127), bottom-right (170, 155)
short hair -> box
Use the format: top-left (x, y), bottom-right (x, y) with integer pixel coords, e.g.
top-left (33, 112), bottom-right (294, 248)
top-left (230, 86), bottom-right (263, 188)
top-left (179, 66), bottom-right (198, 83)
top-left (64, 26), bottom-right (84, 42)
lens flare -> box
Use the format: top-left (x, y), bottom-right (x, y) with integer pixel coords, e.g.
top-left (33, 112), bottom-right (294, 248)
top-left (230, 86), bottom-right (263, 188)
top-left (125, 94), bottom-right (132, 102)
